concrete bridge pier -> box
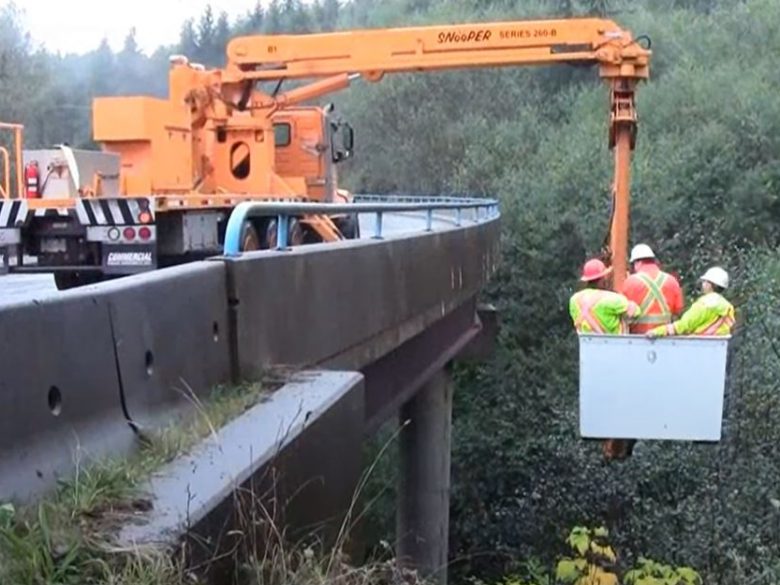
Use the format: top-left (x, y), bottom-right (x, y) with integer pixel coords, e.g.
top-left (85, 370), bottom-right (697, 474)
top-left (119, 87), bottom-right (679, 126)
top-left (396, 365), bottom-right (453, 585)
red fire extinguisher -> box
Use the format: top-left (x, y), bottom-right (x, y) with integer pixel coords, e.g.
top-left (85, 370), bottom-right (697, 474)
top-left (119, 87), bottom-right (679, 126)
top-left (24, 161), bottom-right (40, 199)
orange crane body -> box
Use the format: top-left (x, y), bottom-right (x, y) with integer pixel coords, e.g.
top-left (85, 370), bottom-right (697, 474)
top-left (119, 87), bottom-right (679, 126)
top-left (218, 17), bottom-right (649, 284)
top-left (0, 16), bottom-right (649, 288)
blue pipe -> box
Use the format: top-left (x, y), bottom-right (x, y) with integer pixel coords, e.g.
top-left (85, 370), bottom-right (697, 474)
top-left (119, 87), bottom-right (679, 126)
top-left (223, 201), bottom-right (254, 257)
top-left (223, 196), bottom-right (501, 256)
top-left (276, 214), bottom-right (289, 250)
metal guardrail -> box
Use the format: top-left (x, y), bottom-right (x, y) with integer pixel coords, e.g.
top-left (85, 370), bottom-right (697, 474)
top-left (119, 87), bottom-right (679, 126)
top-left (222, 195), bottom-right (500, 256)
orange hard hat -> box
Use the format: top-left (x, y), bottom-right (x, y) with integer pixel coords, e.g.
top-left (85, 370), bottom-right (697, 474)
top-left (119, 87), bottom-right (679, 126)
top-left (580, 258), bottom-right (612, 282)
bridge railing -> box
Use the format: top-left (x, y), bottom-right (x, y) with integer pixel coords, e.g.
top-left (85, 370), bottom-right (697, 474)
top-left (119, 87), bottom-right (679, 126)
top-left (222, 194), bottom-right (500, 256)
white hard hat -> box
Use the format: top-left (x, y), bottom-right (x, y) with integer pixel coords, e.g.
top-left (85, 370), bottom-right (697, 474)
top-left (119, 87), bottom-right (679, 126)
top-left (700, 266), bottom-right (729, 289)
top-left (629, 243), bottom-right (656, 263)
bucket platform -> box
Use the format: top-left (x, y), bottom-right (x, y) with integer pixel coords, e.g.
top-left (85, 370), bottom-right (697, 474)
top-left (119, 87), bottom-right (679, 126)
top-left (579, 334), bottom-right (730, 441)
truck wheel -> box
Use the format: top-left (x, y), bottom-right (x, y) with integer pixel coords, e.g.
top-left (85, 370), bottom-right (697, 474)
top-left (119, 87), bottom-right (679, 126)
top-left (335, 213), bottom-right (360, 239)
top-left (264, 217), bottom-right (305, 249)
top-left (53, 272), bottom-right (103, 291)
top-left (240, 221), bottom-right (261, 251)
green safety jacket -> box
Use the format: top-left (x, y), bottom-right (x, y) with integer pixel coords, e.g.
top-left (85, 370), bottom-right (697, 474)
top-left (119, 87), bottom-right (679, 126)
top-left (569, 288), bottom-right (640, 334)
top-left (650, 292), bottom-right (735, 336)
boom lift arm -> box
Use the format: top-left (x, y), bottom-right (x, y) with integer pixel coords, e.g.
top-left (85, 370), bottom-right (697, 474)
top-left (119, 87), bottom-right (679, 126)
top-left (219, 17), bottom-right (650, 285)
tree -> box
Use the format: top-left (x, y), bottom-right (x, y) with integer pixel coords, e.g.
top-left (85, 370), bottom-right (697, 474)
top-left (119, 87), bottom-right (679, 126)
top-left (197, 4), bottom-right (215, 63)
top-left (117, 27), bottom-right (144, 94)
top-left (267, 0), bottom-right (283, 32)
top-left (246, 1), bottom-right (265, 32)
top-left (179, 18), bottom-right (199, 58)
top-left (88, 38), bottom-right (114, 97)
top-left (213, 11), bottom-right (231, 65)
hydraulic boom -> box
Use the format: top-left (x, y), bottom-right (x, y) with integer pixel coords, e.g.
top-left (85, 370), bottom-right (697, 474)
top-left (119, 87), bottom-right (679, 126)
top-left (0, 16), bottom-right (650, 289)
top-left (221, 17), bottom-right (650, 286)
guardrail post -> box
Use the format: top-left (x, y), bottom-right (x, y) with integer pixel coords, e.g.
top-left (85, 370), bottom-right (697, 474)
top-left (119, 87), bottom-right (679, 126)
top-left (277, 214), bottom-right (289, 250)
top-left (373, 211), bottom-right (384, 239)
top-left (426, 209), bottom-right (433, 231)
top-left (456, 208), bottom-right (462, 227)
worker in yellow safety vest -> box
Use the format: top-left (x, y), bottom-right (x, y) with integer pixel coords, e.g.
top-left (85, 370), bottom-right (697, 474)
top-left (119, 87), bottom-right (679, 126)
top-left (646, 266), bottom-right (735, 338)
top-left (569, 258), bottom-right (641, 334)
top-left (570, 258), bottom-right (641, 462)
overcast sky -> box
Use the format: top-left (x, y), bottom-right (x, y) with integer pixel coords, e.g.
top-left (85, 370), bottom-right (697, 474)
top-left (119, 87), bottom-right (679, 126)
top-left (15, 0), bottom-right (261, 55)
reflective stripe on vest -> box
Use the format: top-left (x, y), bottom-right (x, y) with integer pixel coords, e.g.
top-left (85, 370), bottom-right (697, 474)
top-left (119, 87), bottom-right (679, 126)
top-left (573, 292), bottom-right (628, 334)
top-left (574, 294), bottom-right (607, 333)
top-left (634, 272), bottom-right (671, 324)
top-left (699, 313), bottom-right (735, 335)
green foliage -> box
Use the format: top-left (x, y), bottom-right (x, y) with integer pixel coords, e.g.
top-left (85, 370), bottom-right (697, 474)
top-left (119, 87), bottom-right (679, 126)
top-left (486, 527), bottom-right (701, 585)
top-left (331, 1), bottom-right (780, 584)
top-left (0, 382), bottom-right (269, 584)
top-left (624, 558), bottom-right (702, 585)
top-left (3, 0), bottom-right (780, 583)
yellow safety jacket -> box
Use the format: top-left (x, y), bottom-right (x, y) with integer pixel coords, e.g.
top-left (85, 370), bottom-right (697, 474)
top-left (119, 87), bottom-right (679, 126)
top-left (650, 292), bottom-right (735, 336)
top-left (569, 289), bottom-right (640, 334)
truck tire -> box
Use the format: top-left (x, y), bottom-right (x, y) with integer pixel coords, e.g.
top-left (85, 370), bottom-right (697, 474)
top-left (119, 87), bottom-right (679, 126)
top-left (53, 272), bottom-right (104, 291)
top-left (240, 221), bottom-right (261, 251)
top-left (263, 217), bottom-right (305, 249)
top-left (334, 213), bottom-right (360, 239)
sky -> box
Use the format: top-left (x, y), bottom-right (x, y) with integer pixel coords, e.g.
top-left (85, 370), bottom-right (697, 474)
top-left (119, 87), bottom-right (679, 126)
top-left (14, 0), bottom-right (261, 55)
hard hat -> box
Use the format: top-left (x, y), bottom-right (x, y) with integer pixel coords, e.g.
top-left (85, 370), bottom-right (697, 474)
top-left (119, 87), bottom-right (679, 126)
top-left (580, 258), bottom-right (613, 282)
top-left (629, 243), bottom-right (656, 263)
top-left (700, 266), bottom-right (729, 289)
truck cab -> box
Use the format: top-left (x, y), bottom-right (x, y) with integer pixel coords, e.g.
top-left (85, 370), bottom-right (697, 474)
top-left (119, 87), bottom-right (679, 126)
top-left (272, 105), bottom-right (354, 202)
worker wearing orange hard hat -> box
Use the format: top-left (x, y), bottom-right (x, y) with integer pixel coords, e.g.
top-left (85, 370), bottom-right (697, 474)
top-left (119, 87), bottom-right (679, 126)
top-left (569, 258), bottom-right (641, 335)
top-left (621, 244), bottom-right (684, 334)
top-left (569, 258), bottom-right (641, 463)
top-left (647, 266), bottom-right (735, 338)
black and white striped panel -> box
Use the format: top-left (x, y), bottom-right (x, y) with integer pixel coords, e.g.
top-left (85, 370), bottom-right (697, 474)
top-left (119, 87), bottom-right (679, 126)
top-left (76, 198), bottom-right (154, 226)
top-left (0, 200), bottom-right (29, 227)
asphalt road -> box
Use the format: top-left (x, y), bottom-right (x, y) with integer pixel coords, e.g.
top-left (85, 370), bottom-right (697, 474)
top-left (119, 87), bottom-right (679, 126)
top-left (0, 211), bottom-right (460, 307)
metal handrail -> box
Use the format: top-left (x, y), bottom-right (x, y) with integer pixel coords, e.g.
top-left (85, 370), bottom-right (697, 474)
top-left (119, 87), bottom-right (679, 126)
top-left (223, 195), bottom-right (500, 256)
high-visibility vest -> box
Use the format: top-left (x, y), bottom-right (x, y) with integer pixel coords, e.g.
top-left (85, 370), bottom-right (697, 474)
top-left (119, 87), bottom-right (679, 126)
top-left (633, 272), bottom-right (672, 326)
top-left (654, 292), bottom-right (735, 337)
top-left (569, 289), bottom-right (637, 335)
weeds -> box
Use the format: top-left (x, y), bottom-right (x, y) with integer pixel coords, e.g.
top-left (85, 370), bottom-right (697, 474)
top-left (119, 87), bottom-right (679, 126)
top-left (0, 377), bottom-right (424, 585)
top-left (0, 381), bottom-right (270, 585)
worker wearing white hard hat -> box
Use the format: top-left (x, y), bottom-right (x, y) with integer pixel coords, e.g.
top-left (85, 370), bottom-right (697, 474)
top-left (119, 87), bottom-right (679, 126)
top-left (622, 243), bottom-right (684, 334)
top-left (628, 243), bottom-right (656, 263)
top-left (647, 266), bottom-right (735, 338)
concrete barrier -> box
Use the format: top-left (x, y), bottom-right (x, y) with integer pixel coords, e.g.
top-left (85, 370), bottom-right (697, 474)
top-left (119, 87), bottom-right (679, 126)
top-left (88, 262), bottom-right (232, 430)
top-left (117, 371), bottom-right (365, 581)
top-left (0, 214), bottom-right (499, 505)
top-left (0, 293), bottom-right (132, 502)
top-left (224, 219), bottom-right (499, 380)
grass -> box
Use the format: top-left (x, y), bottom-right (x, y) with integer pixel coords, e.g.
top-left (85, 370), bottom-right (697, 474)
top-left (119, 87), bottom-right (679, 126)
top-left (0, 380), bottom-right (271, 585)
top-left (0, 376), bottom-right (421, 585)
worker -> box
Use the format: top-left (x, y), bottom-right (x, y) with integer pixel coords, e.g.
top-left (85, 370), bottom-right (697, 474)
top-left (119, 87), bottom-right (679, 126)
top-left (569, 258), bottom-right (640, 334)
top-left (647, 266), bottom-right (735, 337)
top-left (621, 243), bottom-right (684, 334)
top-left (570, 258), bottom-right (640, 463)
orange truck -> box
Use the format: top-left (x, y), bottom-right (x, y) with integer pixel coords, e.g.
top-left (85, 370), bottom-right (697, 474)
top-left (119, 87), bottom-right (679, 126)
top-left (0, 17), bottom-right (649, 289)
